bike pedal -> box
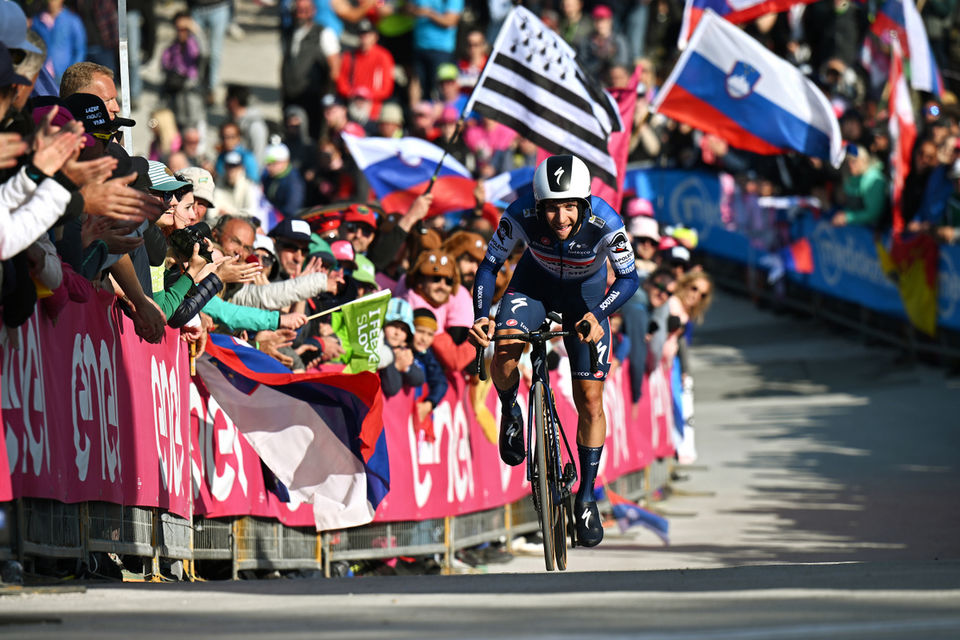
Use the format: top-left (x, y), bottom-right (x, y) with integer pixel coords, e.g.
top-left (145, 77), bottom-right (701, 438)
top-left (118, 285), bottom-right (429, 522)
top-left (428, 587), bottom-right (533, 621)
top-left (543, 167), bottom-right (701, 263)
top-left (562, 462), bottom-right (577, 488)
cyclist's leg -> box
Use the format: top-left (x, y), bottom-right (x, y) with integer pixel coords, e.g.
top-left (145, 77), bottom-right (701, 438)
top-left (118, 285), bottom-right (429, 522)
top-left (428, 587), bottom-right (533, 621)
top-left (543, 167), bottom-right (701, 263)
top-left (492, 283), bottom-right (547, 465)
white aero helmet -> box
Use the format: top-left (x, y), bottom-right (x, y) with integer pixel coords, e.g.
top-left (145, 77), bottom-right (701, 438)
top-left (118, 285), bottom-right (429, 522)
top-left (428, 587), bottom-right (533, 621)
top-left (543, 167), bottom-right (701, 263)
top-left (533, 154), bottom-right (592, 232)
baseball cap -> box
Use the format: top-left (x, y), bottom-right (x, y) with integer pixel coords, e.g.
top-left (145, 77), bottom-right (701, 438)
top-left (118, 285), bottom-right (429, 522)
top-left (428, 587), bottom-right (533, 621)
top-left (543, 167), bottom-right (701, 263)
top-left (331, 239), bottom-right (356, 263)
top-left (357, 18), bottom-right (375, 33)
top-left (351, 85), bottom-right (373, 101)
top-left (62, 93), bottom-right (136, 135)
top-left (177, 166), bottom-right (215, 205)
top-left (591, 5), bottom-right (613, 19)
top-left (321, 93), bottom-right (346, 109)
top-left (308, 233), bottom-right (331, 256)
top-left (264, 142), bottom-right (290, 164)
top-left (353, 254), bottom-right (377, 285)
top-left (0, 2), bottom-right (44, 54)
top-left (0, 46), bottom-right (29, 88)
top-left (344, 203), bottom-right (378, 229)
top-left (629, 216), bottom-right (660, 242)
top-left (379, 102), bottom-right (404, 125)
top-left (437, 63), bottom-right (459, 82)
top-left (625, 198), bottom-right (654, 218)
top-left (31, 101), bottom-right (97, 148)
top-left (223, 150), bottom-right (243, 167)
top-left (147, 160), bottom-right (192, 192)
top-left (269, 218), bottom-right (312, 245)
top-left (253, 234), bottom-right (276, 255)
top-left (665, 245), bottom-right (691, 264)
top-left (440, 105), bottom-right (458, 124)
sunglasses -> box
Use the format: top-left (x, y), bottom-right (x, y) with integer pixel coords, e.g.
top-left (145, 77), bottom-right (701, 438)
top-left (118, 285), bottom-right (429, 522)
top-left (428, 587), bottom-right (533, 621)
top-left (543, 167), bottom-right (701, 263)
top-left (430, 275), bottom-right (454, 286)
top-left (344, 221), bottom-right (375, 236)
top-left (650, 280), bottom-right (673, 295)
top-left (151, 185), bottom-right (192, 204)
top-left (634, 237), bottom-right (657, 246)
top-left (689, 285), bottom-right (708, 297)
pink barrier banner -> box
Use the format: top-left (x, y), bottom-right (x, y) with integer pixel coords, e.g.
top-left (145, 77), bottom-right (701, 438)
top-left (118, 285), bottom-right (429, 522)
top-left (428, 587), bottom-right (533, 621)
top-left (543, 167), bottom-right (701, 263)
top-left (188, 374), bottom-right (315, 527)
top-left (373, 362), bottom-right (673, 523)
top-left (0, 292), bottom-right (191, 517)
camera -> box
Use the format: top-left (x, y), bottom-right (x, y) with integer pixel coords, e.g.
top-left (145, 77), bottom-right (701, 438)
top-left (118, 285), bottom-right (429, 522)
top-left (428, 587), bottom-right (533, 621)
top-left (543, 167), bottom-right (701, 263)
top-left (169, 221), bottom-right (213, 262)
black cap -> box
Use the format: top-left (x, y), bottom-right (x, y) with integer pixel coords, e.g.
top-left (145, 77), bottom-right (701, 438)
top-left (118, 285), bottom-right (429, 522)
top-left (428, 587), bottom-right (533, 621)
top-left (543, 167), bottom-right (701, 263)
top-left (62, 93), bottom-right (136, 134)
top-left (321, 93), bottom-right (346, 109)
top-left (0, 46), bottom-right (30, 88)
top-left (357, 18), bottom-right (374, 33)
top-left (268, 218), bottom-right (313, 244)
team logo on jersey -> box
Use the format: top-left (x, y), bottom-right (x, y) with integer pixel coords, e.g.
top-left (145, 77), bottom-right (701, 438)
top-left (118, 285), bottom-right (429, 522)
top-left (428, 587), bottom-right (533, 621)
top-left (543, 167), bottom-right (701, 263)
top-left (540, 236), bottom-right (551, 245)
top-left (593, 371), bottom-right (604, 379)
top-left (587, 214), bottom-right (605, 228)
top-left (506, 319), bottom-right (518, 327)
top-left (608, 231), bottom-right (629, 253)
top-left (523, 207), bottom-right (536, 218)
top-left (497, 218), bottom-right (513, 243)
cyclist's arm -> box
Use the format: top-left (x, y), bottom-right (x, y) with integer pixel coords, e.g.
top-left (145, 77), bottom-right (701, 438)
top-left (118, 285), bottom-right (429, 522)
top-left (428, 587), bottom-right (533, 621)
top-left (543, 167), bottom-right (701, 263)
top-left (591, 229), bottom-right (640, 323)
top-left (474, 213), bottom-right (521, 321)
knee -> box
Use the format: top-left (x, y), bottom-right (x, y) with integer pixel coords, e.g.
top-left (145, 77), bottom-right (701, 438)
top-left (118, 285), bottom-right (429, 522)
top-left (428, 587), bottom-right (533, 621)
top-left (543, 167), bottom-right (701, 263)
top-left (575, 386), bottom-right (605, 418)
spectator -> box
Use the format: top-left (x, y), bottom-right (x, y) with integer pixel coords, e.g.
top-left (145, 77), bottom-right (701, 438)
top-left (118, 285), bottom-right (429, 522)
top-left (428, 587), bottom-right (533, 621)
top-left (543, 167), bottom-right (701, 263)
top-left (282, 105), bottom-right (315, 173)
top-left (261, 142), bottom-right (306, 220)
top-left (457, 29), bottom-right (487, 95)
top-left (189, 0), bottom-right (231, 105)
top-left (410, 0), bottom-right (463, 105)
top-left (937, 159), bottom-right (960, 245)
top-left (160, 12), bottom-right (204, 130)
top-left (411, 307), bottom-right (448, 423)
top-left (31, 0), bottom-right (87, 85)
top-left (147, 108), bottom-right (181, 161)
top-left (226, 84), bottom-right (270, 168)
top-left (380, 317), bottom-right (425, 397)
top-left (214, 150), bottom-right (264, 218)
top-left (178, 166), bottom-right (217, 224)
top-left (831, 145), bottom-right (888, 228)
top-left (377, 102), bottom-right (405, 138)
top-left (336, 18), bottom-right (394, 121)
top-left (74, 0), bottom-right (119, 74)
top-left (282, 0), bottom-right (341, 139)
top-left (627, 206), bottom-right (660, 278)
top-left (435, 63), bottom-right (466, 113)
top-left (559, 0), bottom-right (592, 49)
top-left (409, 100), bottom-right (441, 142)
top-left (341, 203), bottom-right (378, 256)
top-left (403, 249), bottom-right (472, 333)
top-left (215, 121), bottom-right (259, 182)
top-left (577, 5), bottom-right (630, 80)
top-left (620, 267), bottom-right (676, 402)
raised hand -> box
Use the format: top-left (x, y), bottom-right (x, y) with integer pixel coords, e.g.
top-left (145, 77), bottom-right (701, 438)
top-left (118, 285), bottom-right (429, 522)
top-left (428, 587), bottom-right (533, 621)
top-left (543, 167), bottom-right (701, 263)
top-left (82, 173), bottom-right (164, 223)
top-left (0, 132), bottom-right (28, 169)
top-left (217, 255), bottom-right (262, 284)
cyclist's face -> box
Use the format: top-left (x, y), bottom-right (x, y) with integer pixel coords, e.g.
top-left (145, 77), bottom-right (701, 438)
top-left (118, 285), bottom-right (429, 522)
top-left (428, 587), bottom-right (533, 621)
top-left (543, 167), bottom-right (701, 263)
top-left (543, 201), bottom-right (579, 240)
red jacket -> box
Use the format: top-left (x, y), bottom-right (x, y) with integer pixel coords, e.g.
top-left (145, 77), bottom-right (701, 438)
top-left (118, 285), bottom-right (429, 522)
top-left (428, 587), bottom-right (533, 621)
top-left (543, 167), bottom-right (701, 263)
top-left (336, 44), bottom-right (395, 119)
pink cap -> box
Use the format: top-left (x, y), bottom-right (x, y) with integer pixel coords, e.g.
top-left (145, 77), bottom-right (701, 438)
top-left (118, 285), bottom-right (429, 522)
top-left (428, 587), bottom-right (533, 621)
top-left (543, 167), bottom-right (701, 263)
top-left (331, 239), bottom-right (355, 262)
top-left (592, 5), bottom-right (613, 19)
top-left (32, 104), bottom-right (97, 148)
top-left (625, 198), bottom-right (654, 218)
top-left (629, 215), bottom-right (660, 242)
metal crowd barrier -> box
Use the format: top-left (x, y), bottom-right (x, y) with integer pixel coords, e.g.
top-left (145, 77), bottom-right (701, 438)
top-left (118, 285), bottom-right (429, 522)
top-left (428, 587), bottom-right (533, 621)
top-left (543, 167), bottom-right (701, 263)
top-left (0, 459), bottom-right (674, 580)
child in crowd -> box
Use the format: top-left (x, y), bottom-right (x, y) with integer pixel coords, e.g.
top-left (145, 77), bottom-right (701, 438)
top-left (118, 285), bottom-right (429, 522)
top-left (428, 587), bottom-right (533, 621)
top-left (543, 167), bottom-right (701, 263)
top-left (380, 318), bottom-right (425, 398)
top-left (411, 308), bottom-right (448, 424)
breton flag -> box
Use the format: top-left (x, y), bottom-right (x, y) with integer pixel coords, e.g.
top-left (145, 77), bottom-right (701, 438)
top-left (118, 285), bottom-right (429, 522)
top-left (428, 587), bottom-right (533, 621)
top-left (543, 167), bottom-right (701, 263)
top-left (463, 6), bottom-right (623, 191)
top-left (342, 133), bottom-right (476, 217)
top-left (653, 9), bottom-right (844, 168)
top-left (197, 334), bottom-right (390, 531)
top-left (679, 0), bottom-right (817, 49)
top-left (872, 0), bottom-right (943, 96)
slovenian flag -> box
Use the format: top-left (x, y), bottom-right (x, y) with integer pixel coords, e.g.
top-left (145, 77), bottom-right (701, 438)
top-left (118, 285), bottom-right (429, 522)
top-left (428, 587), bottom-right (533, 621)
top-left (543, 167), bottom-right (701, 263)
top-left (679, 0), bottom-right (817, 49)
top-left (872, 0), bottom-right (943, 96)
top-left (197, 333), bottom-right (390, 531)
top-left (601, 486), bottom-right (670, 544)
top-left (653, 9), bottom-right (844, 168)
top-left (484, 166), bottom-right (534, 208)
top-left (342, 133), bottom-right (477, 217)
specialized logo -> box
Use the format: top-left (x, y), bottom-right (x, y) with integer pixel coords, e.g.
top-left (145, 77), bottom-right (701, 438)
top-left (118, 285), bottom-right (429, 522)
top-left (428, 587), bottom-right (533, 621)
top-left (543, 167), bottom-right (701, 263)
top-left (581, 507), bottom-right (592, 528)
top-left (596, 342), bottom-right (608, 364)
top-left (547, 156), bottom-right (573, 190)
top-left (497, 218), bottom-right (513, 243)
top-left (608, 231), bottom-right (629, 253)
top-left (726, 61), bottom-right (761, 99)
top-left (510, 297), bottom-right (528, 314)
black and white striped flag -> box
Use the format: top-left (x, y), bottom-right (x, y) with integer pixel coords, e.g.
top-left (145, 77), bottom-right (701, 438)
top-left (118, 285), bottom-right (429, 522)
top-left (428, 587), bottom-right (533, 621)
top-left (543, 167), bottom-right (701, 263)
top-left (463, 6), bottom-right (623, 189)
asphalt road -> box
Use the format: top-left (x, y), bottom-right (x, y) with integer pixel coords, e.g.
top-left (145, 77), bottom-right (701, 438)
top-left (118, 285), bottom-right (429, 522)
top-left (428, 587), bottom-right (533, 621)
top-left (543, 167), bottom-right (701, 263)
top-left (2, 289), bottom-right (958, 638)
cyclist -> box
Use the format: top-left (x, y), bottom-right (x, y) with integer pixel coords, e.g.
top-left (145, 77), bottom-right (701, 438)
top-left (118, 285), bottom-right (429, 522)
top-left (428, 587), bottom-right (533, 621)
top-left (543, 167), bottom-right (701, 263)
top-left (468, 155), bottom-right (640, 547)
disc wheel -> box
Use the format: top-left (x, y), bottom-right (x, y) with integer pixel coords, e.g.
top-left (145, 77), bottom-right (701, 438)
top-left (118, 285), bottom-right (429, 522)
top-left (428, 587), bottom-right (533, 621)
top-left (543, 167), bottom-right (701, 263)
top-left (532, 382), bottom-right (556, 571)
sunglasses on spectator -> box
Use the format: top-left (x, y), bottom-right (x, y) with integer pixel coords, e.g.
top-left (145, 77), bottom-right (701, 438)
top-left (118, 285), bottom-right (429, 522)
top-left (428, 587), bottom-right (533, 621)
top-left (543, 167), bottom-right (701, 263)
top-left (430, 275), bottom-right (454, 286)
top-left (151, 185), bottom-right (192, 204)
top-left (650, 280), bottom-right (673, 295)
top-left (634, 237), bottom-right (657, 246)
top-left (344, 221), bottom-right (375, 236)
top-left (689, 285), bottom-right (708, 297)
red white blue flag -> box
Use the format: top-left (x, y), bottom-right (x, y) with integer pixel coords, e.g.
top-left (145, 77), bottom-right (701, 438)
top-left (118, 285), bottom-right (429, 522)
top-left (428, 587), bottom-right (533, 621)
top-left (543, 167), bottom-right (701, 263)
top-left (889, 39), bottom-right (918, 235)
top-left (602, 486), bottom-right (670, 544)
top-left (653, 9), bottom-right (844, 168)
top-left (679, 0), bottom-right (817, 49)
top-left (872, 0), bottom-right (943, 96)
top-left (197, 333), bottom-right (390, 531)
top-left (342, 133), bottom-right (477, 217)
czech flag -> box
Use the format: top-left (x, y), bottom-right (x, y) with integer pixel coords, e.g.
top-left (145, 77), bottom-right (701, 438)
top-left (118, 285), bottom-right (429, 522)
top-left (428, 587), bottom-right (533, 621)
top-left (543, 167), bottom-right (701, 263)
top-left (601, 486), bottom-right (670, 544)
top-left (653, 9), bottom-right (844, 169)
top-left (342, 133), bottom-right (477, 217)
top-left (679, 0), bottom-right (818, 49)
top-left (872, 0), bottom-right (943, 97)
top-left (197, 333), bottom-right (390, 531)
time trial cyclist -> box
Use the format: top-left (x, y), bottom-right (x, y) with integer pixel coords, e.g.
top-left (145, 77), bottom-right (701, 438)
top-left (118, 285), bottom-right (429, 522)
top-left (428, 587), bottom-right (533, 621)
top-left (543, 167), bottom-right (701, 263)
top-left (468, 155), bottom-right (640, 547)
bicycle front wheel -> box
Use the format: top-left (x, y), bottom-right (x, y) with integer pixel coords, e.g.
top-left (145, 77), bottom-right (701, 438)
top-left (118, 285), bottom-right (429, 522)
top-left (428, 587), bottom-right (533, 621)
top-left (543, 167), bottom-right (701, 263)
top-left (532, 381), bottom-right (556, 571)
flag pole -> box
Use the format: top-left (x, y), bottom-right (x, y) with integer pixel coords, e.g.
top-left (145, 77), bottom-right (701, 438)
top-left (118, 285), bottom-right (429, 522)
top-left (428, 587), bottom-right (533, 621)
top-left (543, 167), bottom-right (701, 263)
top-left (304, 289), bottom-right (391, 322)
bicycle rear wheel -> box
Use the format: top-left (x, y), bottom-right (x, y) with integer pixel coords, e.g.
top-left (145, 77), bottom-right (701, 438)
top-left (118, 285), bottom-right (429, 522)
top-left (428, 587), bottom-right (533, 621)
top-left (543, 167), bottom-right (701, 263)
top-left (532, 382), bottom-right (556, 571)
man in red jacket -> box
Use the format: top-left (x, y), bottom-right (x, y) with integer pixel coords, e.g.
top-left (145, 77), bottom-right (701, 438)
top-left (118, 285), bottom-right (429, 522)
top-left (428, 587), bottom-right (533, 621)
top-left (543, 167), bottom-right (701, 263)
top-left (336, 18), bottom-right (395, 121)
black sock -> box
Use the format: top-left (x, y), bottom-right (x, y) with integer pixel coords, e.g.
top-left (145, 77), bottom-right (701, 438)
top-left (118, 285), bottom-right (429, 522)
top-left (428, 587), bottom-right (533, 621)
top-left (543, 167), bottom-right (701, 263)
top-left (576, 444), bottom-right (603, 504)
top-left (496, 380), bottom-right (519, 413)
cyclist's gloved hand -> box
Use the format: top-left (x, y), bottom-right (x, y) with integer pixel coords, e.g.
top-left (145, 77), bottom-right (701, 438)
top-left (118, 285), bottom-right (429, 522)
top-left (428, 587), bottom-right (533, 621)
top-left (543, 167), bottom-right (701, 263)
top-left (576, 312), bottom-right (604, 344)
top-left (469, 318), bottom-right (495, 348)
